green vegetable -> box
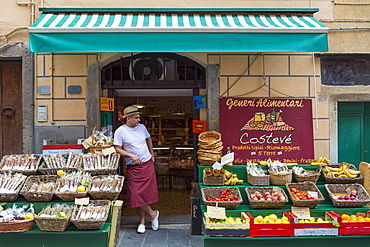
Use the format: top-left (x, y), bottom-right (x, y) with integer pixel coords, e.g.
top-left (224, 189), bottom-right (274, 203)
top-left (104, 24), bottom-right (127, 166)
top-left (80, 179), bottom-right (90, 186)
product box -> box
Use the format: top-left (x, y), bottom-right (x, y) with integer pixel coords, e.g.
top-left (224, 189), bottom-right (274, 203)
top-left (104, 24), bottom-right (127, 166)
top-left (203, 212), bottom-right (250, 237)
top-left (289, 212), bottom-right (339, 236)
top-left (329, 210), bottom-right (370, 235)
top-left (42, 144), bottom-right (83, 155)
top-left (246, 212), bottom-right (294, 237)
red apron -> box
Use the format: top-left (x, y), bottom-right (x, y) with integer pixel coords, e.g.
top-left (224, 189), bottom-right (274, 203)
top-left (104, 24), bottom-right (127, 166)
top-left (126, 159), bottom-right (158, 208)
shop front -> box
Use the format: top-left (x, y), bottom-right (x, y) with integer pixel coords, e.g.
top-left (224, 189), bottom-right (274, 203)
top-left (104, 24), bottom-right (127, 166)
top-left (26, 6), bottom-right (336, 245)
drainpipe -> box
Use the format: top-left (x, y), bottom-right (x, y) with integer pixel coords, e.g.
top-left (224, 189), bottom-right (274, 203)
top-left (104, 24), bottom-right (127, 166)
top-left (16, 0), bottom-right (36, 25)
top-left (50, 53), bottom-right (54, 125)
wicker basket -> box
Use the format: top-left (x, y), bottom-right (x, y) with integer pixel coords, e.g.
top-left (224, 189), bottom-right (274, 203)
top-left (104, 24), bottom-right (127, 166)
top-left (85, 126), bottom-right (113, 154)
top-left (201, 187), bottom-right (243, 210)
top-left (324, 183), bottom-right (370, 208)
top-left (286, 182), bottom-right (325, 209)
top-left (199, 159), bottom-right (218, 166)
top-left (0, 173), bottom-right (27, 202)
top-left (294, 168), bottom-right (321, 183)
top-left (203, 170), bottom-right (225, 186)
top-left (245, 187), bottom-right (288, 209)
top-left (0, 219), bottom-right (34, 232)
top-left (88, 175), bottom-right (124, 200)
top-left (34, 207), bottom-right (73, 232)
top-left (54, 179), bottom-right (90, 201)
top-left (247, 174), bottom-right (270, 186)
top-left (70, 200), bottom-right (111, 230)
top-left (198, 131), bottom-right (222, 145)
top-left (321, 164), bottom-right (363, 184)
top-left (0, 155), bottom-right (41, 176)
top-left (38, 162), bottom-right (79, 175)
top-left (20, 175), bottom-right (58, 202)
top-left (269, 170), bottom-right (292, 186)
top-left (82, 154), bottom-right (120, 176)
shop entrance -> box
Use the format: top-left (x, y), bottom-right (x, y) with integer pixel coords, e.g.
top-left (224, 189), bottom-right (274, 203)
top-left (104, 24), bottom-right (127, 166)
top-left (101, 53), bottom-right (206, 216)
top-left (0, 60), bottom-right (23, 157)
top-left (338, 102), bottom-right (370, 167)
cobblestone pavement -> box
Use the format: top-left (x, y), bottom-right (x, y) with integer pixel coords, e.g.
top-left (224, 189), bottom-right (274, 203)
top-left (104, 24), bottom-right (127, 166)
top-left (117, 224), bottom-right (204, 247)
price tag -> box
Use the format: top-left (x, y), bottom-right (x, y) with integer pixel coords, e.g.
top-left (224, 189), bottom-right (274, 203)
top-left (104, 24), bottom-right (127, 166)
top-left (221, 152), bottom-right (234, 166)
top-left (291, 206), bottom-right (310, 219)
top-left (212, 161), bottom-right (223, 170)
top-left (75, 197), bottom-right (90, 205)
top-left (207, 205), bottom-right (226, 219)
top-left (307, 191), bottom-right (318, 199)
top-left (102, 146), bottom-right (116, 156)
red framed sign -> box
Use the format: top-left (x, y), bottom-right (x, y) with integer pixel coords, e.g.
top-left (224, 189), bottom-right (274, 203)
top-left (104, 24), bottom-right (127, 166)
top-left (220, 98), bottom-right (314, 164)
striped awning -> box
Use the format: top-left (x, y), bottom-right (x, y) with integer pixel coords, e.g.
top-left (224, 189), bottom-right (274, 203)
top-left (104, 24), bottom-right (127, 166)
top-left (28, 10), bottom-right (328, 53)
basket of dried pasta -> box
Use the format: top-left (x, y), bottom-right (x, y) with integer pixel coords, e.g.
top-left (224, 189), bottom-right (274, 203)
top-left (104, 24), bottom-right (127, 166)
top-left (0, 154), bottom-right (41, 176)
top-left (34, 203), bottom-right (74, 232)
top-left (88, 175), bottom-right (124, 200)
top-left (0, 172), bottom-right (27, 202)
top-left (70, 200), bottom-right (111, 230)
top-left (38, 152), bottom-right (82, 175)
top-left (81, 153), bottom-right (120, 175)
top-left (54, 171), bottom-right (92, 201)
top-left (20, 175), bottom-right (58, 202)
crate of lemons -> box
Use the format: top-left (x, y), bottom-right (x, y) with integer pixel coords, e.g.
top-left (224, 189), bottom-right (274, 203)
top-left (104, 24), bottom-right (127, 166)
top-left (203, 212), bottom-right (250, 237)
top-left (253, 213), bottom-right (291, 224)
top-left (204, 212), bottom-right (250, 228)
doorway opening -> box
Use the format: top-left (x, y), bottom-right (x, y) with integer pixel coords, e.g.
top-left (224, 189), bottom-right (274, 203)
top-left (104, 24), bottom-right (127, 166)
top-left (101, 53), bottom-right (206, 217)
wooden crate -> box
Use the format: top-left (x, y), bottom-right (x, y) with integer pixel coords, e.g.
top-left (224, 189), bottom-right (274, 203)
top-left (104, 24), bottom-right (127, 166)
top-left (246, 212), bottom-right (294, 237)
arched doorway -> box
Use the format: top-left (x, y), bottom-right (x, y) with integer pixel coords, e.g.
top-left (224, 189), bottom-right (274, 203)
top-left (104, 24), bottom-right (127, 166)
top-left (101, 53), bottom-right (206, 217)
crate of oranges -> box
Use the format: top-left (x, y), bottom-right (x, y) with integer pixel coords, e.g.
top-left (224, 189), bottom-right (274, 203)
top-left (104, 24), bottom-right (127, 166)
top-left (328, 211), bottom-right (370, 235)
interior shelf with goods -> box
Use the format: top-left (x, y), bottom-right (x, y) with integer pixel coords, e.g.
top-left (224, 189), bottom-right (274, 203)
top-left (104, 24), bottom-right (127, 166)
top-left (198, 164), bottom-right (370, 247)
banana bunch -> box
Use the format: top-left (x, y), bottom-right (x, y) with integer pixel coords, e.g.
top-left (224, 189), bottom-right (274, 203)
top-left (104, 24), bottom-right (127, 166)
top-left (323, 162), bottom-right (361, 178)
top-left (311, 156), bottom-right (331, 165)
top-left (224, 170), bottom-right (243, 185)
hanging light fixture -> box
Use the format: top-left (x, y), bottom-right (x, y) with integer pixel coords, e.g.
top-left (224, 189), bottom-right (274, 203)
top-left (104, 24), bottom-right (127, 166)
top-left (133, 97), bottom-right (146, 108)
top-left (173, 101), bottom-right (185, 115)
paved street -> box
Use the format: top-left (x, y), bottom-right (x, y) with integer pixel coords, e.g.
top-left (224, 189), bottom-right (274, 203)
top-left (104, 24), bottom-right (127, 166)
top-left (117, 224), bottom-right (204, 247)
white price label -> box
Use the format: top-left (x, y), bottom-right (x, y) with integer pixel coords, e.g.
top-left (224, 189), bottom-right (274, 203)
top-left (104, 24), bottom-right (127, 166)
top-left (102, 146), bottom-right (116, 156)
top-left (307, 191), bottom-right (318, 199)
top-left (75, 197), bottom-right (90, 205)
top-left (221, 152), bottom-right (234, 166)
top-left (212, 161), bottom-right (223, 170)
top-left (291, 206), bottom-right (311, 219)
top-left (207, 205), bottom-right (226, 219)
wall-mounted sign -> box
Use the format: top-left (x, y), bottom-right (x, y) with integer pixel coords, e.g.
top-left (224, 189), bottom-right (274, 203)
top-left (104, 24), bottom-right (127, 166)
top-left (100, 97), bottom-right (114, 111)
top-left (193, 95), bottom-right (207, 109)
top-left (193, 120), bottom-right (207, 133)
top-left (37, 85), bottom-right (51, 95)
top-left (219, 98), bottom-right (314, 164)
top-left (68, 85), bottom-right (82, 95)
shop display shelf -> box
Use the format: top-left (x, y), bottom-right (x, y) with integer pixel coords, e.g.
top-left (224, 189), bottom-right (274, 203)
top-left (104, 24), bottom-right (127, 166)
top-left (199, 164), bottom-right (370, 246)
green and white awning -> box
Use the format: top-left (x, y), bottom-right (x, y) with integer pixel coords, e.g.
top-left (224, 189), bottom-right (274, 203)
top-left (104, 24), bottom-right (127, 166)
top-left (28, 9), bottom-right (329, 53)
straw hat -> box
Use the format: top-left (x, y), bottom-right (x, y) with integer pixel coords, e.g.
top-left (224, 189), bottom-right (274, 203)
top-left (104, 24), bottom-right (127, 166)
top-left (123, 105), bottom-right (142, 118)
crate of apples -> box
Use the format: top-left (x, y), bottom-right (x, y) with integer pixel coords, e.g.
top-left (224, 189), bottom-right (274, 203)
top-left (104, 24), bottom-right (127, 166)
top-left (246, 187), bottom-right (289, 209)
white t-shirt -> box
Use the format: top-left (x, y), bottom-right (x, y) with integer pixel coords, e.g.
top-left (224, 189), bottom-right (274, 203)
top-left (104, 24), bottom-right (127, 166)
top-left (113, 123), bottom-right (152, 165)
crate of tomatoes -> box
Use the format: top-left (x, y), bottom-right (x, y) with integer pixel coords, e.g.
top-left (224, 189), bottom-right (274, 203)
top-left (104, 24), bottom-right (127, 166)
top-left (286, 182), bottom-right (325, 209)
top-left (201, 187), bottom-right (243, 210)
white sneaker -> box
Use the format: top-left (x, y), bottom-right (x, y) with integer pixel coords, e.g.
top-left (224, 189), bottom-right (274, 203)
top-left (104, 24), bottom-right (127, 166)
top-left (137, 224), bottom-right (145, 234)
top-left (151, 210), bottom-right (159, 231)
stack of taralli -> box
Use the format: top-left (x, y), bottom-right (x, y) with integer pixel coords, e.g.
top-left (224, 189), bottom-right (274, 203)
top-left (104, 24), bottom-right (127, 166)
top-left (197, 131), bottom-right (223, 166)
